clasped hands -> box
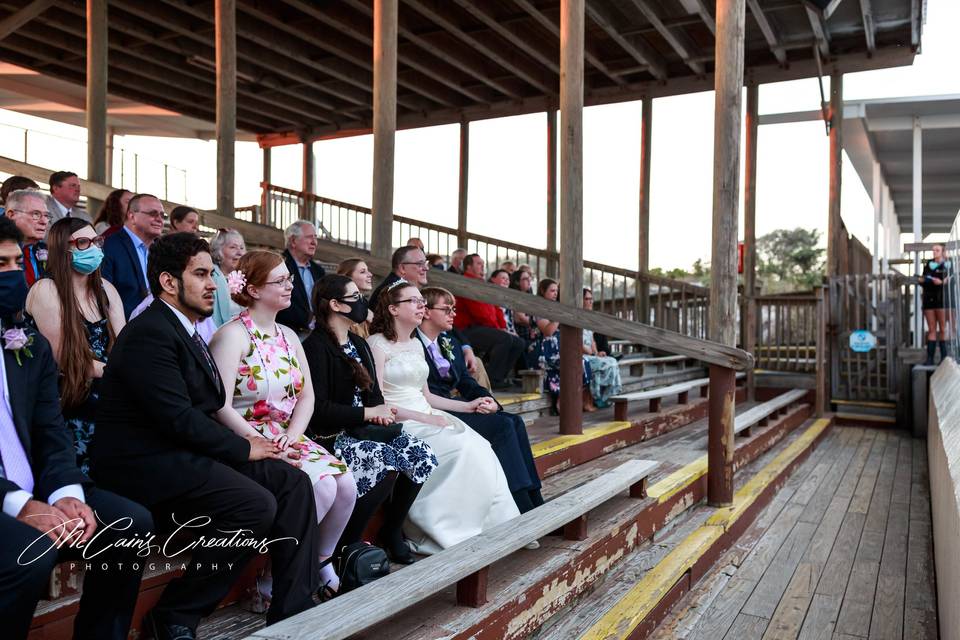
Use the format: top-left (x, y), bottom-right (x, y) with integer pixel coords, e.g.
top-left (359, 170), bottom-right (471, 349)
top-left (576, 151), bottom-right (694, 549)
top-left (18, 497), bottom-right (97, 544)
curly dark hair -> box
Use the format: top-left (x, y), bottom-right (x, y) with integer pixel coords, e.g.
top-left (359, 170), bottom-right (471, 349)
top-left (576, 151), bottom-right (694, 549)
top-left (147, 232), bottom-right (210, 297)
top-left (312, 274), bottom-right (374, 390)
top-left (369, 280), bottom-right (418, 341)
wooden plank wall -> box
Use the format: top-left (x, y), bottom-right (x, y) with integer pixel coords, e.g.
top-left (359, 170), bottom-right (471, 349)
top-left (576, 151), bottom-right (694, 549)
top-left (927, 358), bottom-right (960, 640)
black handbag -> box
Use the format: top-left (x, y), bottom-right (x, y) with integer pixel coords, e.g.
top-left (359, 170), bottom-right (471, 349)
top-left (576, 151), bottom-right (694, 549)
top-left (345, 421), bottom-right (403, 444)
top-left (337, 541), bottom-right (390, 592)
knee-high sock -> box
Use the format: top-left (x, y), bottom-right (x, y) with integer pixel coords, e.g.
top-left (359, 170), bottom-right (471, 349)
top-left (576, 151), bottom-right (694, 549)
top-left (336, 472), bottom-right (397, 555)
top-left (314, 473), bottom-right (357, 589)
top-left (926, 340), bottom-right (937, 363)
top-left (939, 340), bottom-right (948, 361)
top-left (381, 474), bottom-right (423, 546)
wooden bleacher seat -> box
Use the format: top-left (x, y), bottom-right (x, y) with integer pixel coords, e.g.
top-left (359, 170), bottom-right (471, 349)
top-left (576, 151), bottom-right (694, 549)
top-left (733, 388), bottom-right (808, 436)
top-left (611, 372), bottom-right (746, 421)
top-left (247, 459), bottom-right (659, 640)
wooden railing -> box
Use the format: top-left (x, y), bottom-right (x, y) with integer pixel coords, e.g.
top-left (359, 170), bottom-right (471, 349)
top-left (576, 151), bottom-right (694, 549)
top-left (752, 294), bottom-right (821, 373)
top-left (260, 183), bottom-right (709, 340)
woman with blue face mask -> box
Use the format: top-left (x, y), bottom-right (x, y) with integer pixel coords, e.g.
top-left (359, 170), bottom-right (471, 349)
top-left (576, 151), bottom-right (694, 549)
top-left (25, 217), bottom-right (125, 474)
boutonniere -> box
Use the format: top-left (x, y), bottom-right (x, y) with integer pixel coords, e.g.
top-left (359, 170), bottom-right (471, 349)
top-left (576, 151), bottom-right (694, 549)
top-left (439, 335), bottom-right (455, 361)
top-left (3, 328), bottom-right (34, 365)
top-left (35, 247), bottom-right (48, 264)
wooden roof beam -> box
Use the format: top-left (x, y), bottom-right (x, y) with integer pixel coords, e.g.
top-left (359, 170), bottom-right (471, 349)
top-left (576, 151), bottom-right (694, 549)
top-left (449, 0), bottom-right (559, 75)
top-left (910, 0), bottom-right (920, 47)
top-left (747, 0), bottom-right (787, 65)
top-left (804, 4), bottom-right (831, 57)
top-left (584, 1), bottom-right (667, 81)
top-left (276, 0), bottom-right (488, 105)
top-left (690, 0), bottom-right (716, 35)
top-left (0, 0), bottom-right (53, 41)
top-left (239, 1), bottom-right (457, 109)
top-left (9, 6), bottom-right (337, 127)
top-left (113, 0), bottom-right (375, 114)
top-left (403, 0), bottom-right (556, 95)
top-left (0, 40), bottom-right (278, 131)
top-left (341, 0), bottom-right (520, 99)
top-left (859, 0), bottom-right (876, 52)
top-left (626, 0), bottom-right (704, 74)
top-left (511, 0), bottom-right (624, 86)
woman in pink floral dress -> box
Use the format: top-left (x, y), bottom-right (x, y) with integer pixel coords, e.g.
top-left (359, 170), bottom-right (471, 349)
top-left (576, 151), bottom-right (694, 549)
top-left (209, 250), bottom-right (356, 601)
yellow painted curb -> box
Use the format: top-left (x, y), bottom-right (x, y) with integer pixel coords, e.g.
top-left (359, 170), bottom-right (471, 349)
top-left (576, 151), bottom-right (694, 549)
top-left (581, 418), bottom-right (831, 640)
top-left (494, 392), bottom-right (543, 406)
top-left (531, 421), bottom-right (633, 458)
top-left (646, 457), bottom-right (708, 504)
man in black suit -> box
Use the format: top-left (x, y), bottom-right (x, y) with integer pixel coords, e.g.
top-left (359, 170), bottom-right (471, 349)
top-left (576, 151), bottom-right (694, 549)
top-left (418, 286), bottom-right (543, 514)
top-left (276, 220), bottom-right (325, 335)
top-left (101, 193), bottom-right (165, 319)
top-left (0, 217), bottom-right (152, 640)
top-left (92, 233), bottom-right (320, 640)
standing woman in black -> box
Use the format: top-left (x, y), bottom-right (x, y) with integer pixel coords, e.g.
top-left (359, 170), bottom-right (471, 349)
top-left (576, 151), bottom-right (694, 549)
top-left (303, 275), bottom-right (438, 564)
top-left (919, 243), bottom-right (949, 365)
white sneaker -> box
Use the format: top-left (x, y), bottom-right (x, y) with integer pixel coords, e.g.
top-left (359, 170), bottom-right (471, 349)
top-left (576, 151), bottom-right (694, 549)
top-left (524, 540), bottom-right (540, 550)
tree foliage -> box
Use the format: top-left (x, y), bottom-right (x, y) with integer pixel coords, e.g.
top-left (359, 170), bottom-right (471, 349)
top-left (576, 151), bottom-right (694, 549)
top-left (756, 227), bottom-right (825, 290)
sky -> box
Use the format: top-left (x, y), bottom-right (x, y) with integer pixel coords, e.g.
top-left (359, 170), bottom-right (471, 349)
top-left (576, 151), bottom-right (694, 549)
top-left (0, 0), bottom-right (957, 272)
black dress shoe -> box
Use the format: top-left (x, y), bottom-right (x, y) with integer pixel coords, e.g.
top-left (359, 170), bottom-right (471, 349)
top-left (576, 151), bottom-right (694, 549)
top-left (379, 531), bottom-right (416, 565)
top-left (144, 610), bottom-right (196, 640)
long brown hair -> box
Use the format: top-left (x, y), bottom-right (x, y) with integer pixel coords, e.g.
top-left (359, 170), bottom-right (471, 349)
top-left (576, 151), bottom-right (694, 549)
top-left (336, 258), bottom-right (365, 278)
top-left (93, 189), bottom-right (131, 228)
top-left (369, 281), bottom-right (417, 341)
top-left (312, 274), bottom-right (374, 390)
top-left (46, 217), bottom-right (115, 409)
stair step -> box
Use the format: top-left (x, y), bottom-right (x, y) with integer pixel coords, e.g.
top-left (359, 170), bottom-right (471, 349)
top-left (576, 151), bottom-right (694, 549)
top-left (835, 411), bottom-right (897, 424)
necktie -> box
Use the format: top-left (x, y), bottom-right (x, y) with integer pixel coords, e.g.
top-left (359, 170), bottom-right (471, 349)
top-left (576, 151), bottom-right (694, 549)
top-left (427, 342), bottom-right (452, 379)
top-left (0, 353), bottom-right (34, 493)
top-left (192, 330), bottom-right (222, 388)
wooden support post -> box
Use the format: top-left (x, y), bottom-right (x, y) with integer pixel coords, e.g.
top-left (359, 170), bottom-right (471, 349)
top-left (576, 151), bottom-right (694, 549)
top-left (371, 0), bottom-right (398, 260)
top-left (260, 147), bottom-right (271, 224)
top-left (559, 325), bottom-right (583, 434)
top-left (301, 141), bottom-right (314, 221)
top-left (678, 390), bottom-right (689, 405)
top-left (700, 384), bottom-right (709, 398)
top-left (648, 397), bottom-right (661, 413)
top-left (546, 109), bottom-right (558, 278)
top-left (456, 567), bottom-right (488, 608)
top-left (563, 514), bottom-right (589, 541)
top-left (215, 0), bottom-right (236, 216)
top-left (815, 286), bottom-right (827, 416)
top-left (637, 95), bottom-right (652, 324)
top-left (86, 0), bottom-right (107, 214)
top-left (557, 0), bottom-right (584, 437)
top-left (457, 120), bottom-right (469, 248)
top-left (758, 415), bottom-right (769, 427)
top-left (707, 0), bottom-right (745, 508)
top-left (826, 72), bottom-right (843, 278)
top-left (743, 82), bottom-right (759, 402)
top-left (629, 477), bottom-right (648, 499)
top-left (740, 425), bottom-right (752, 437)
top-left (912, 117), bottom-right (923, 347)
top-left (614, 400), bottom-right (628, 422)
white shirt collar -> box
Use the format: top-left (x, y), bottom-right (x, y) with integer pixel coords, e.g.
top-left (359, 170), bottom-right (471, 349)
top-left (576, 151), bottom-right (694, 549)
top-left (416, 328), bottom-right (441, 348)
top-left (51, 197), bottom-right (70, 216)
top-left (161, 300), bottom-right (197, 336)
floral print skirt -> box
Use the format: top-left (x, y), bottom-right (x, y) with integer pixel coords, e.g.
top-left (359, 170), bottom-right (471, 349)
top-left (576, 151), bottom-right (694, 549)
top-left (248, 416), bottom-right (348, 485)
top-left (334, 432), bottom-right (439, 497)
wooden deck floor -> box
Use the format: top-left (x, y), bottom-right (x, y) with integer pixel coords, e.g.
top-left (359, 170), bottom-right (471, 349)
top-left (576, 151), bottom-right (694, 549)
top-left (652, 427), bottom-right (938, 640)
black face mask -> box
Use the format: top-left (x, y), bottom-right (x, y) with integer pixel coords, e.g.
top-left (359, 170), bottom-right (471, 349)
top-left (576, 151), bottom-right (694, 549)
top-left (336, 296), bottom-right (369, 324)
top-left (0, 270), bottom-right (28, 320)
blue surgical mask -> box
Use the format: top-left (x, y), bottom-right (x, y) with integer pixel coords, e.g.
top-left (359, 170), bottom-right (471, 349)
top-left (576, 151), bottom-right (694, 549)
top-left (71, 246), bottom-right (104, 275)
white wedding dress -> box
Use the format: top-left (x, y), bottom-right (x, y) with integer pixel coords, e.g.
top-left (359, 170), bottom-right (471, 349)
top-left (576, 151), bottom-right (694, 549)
top-left (367, 333), bottom-right (520, 554)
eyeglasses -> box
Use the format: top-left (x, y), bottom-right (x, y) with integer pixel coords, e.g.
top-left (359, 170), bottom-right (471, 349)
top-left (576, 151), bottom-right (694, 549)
top-left (395, 297), bottom-right (426, 307)
top-left (401, 261), bottom-right (428, 269)
top-left (136, 209), bottom-right (167, 220)
top-left (265, 274), bottom-right (296, 287)
top-left (338, 293), bottom-right (365, 303)
top-left (428, 305), bottom-right (456, 315)
top-left (9, 209), bottom-right (50, 222)
top-left (69, 236), bottom-right (105, 250)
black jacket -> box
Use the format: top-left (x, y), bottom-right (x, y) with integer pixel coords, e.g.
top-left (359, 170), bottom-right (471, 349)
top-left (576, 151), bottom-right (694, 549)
top-left (0, 324), bottom-right (89, 500)
top-left (91, 300), bottom-right (250, 506)
top-left (416, 329), bottom-right (495, 404)
top-left (303, 329), bottom-right (386, 439)
top-left (276, 249), bottom-right (326, 334)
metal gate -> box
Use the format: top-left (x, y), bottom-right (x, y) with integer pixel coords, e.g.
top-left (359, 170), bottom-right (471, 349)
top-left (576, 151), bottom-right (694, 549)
top-left (829, 274), bottom-right (907, 402)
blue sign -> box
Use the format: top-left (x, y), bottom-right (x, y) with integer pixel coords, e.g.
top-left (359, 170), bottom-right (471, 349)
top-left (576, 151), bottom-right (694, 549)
top-left (849, 330), bottom-right (877, 353)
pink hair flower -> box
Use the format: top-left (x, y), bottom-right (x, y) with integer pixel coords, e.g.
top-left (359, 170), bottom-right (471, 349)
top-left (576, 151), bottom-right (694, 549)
top-left (226, 270), bottom-right (247, 295)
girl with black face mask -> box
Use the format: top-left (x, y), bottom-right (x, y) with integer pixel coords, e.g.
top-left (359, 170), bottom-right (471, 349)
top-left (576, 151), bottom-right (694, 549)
top-left (302, 275), bottom-right (438, 566)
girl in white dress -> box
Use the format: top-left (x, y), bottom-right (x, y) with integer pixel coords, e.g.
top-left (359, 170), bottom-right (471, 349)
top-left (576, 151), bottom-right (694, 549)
top-left (367, 280), bottom-right (520, 555)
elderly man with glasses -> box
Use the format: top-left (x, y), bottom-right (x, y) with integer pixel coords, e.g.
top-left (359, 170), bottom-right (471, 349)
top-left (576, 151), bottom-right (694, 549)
top-left (277, 220), bottom-right (326, 337)
top-left (101, 193), bottom-right (166, 319)
top-left (4, 188), bottom-right (50, 286)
